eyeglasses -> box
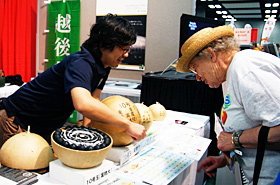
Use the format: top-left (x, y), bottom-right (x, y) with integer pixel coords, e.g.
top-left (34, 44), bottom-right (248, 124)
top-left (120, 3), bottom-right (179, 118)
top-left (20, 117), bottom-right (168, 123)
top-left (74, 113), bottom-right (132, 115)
top-left (118, 45), bottom-right (131, 54)
top-left (188, 61), bottom-right (198, 74)
top-left (189, 67), bottom-right (197, 74)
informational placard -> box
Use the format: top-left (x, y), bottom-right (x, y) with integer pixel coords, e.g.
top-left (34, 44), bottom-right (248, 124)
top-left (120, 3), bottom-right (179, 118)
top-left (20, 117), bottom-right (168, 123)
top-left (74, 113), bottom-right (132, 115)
top-left (117, 147), bottom-right (194, 185)
top-left (96, 0), bottom-right (148, 71)
top-left (112, 122), bottom-right (210, 185)
top-left (149, 124), bottom-right (212, 161)
top-left (46, 0), bottom-right (80, 68)
top-left (234, 28), bottom-right (251, 45)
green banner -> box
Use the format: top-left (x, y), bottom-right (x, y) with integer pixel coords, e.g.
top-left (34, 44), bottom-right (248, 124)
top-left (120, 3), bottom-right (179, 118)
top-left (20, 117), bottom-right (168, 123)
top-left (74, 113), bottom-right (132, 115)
top-left (46, 0), bottom-right (80, 68)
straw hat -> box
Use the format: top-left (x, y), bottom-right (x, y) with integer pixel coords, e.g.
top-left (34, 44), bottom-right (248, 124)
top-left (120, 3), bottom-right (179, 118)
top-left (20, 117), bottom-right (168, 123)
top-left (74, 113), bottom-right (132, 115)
top-left (176, 25), bottom-right (234, 73)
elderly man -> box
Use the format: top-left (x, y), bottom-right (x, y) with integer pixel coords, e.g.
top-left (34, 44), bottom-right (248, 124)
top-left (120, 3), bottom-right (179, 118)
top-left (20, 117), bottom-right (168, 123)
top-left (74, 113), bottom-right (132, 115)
top-left (177, 25), bottom-right (280, 184)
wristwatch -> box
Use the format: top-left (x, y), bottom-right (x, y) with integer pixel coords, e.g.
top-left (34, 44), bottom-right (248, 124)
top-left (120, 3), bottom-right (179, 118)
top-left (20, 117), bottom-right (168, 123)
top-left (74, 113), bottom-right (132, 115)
top-left (232, 130), bottom-right (243, 148)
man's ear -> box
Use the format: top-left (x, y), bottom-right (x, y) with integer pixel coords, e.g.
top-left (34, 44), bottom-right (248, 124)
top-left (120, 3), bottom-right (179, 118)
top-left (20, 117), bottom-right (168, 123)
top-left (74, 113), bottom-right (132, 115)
top-left (206, 47), bottom-right (216, 63)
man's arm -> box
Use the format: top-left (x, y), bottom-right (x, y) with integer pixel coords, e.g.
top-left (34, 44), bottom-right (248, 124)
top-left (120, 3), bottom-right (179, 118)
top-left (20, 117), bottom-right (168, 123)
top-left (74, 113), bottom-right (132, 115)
top-left (71, 87), bottom-right (146, 141)
top-left (218, 124), bottom-right (280, 151)
top-left (240, 124), bottom-right (280, 150)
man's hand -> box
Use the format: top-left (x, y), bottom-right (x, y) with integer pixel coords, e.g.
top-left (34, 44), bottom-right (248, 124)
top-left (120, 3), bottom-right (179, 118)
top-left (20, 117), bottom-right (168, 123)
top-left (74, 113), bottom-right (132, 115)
top-left (125, 122), bottom-right (146, 141)
top-left (217, 131), bottom-right (235, 152)
top-left (197, 155), bottom-right (227, 178)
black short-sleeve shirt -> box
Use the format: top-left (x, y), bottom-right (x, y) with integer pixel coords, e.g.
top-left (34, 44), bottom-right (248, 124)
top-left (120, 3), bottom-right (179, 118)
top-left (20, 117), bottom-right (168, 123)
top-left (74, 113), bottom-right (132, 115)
top-left (4, 47), bottom-right (110, 135)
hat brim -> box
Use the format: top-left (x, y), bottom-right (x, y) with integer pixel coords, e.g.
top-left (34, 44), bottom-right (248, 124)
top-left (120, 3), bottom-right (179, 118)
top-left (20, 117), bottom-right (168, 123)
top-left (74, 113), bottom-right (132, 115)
top-left (176, 25), bottom-right (234, 73)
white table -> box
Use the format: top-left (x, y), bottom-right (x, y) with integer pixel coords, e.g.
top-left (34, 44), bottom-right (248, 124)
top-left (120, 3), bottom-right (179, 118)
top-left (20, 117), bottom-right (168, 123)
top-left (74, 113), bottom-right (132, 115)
top-left (35, 110), bottom-right (211, 185)
top-left (0, 83), bottom-right (22, 98)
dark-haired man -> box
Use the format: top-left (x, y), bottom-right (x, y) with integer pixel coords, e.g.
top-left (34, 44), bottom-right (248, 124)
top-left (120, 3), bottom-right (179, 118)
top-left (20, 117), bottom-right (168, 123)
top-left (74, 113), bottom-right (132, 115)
top-left (0, 14), bottom-right (146, 147)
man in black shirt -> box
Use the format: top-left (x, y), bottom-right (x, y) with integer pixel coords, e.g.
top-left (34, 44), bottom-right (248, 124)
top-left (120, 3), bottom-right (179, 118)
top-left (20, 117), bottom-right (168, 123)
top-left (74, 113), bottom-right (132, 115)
top-left (0, 14), bottom-right (146, 147)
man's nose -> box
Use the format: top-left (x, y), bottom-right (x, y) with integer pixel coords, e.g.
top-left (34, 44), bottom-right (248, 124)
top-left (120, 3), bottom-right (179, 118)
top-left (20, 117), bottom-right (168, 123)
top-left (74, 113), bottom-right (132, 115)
top-left (123, 52), bottom-right (129, 57)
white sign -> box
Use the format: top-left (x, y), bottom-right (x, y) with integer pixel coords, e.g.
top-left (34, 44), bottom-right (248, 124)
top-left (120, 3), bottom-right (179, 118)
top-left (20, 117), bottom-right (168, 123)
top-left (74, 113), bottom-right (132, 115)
top-left (234, 28), bottom-right (251, 45)
top-left (261, 17), bottom-right (276, 45)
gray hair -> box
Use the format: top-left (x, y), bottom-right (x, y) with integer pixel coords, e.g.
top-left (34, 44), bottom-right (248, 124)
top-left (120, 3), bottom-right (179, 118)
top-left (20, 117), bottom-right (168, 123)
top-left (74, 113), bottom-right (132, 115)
top-left (196, 36), bottom-right (240, 59)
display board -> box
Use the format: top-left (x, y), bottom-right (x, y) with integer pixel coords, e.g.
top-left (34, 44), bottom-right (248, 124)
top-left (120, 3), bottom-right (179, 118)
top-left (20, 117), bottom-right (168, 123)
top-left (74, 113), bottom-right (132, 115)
top-left (96, 0), bottom-right (148, 71)
top-left (179, 14), bottom-right (224, 57)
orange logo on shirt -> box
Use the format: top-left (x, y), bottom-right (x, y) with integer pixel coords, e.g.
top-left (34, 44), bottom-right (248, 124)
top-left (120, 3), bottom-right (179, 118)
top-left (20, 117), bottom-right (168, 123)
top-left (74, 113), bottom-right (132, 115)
top-left (221, 110), bottom-right (227, 125)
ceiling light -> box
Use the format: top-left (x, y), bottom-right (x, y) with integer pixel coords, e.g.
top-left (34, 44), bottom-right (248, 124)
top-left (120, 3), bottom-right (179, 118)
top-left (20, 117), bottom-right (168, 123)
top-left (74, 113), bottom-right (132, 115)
top-left (265, 15), bottom-right (270, 18)
top-left (272, 10), bottom-right (278, 14)
top-left (208, 5), bottom-right (215, 9)
top-left (216, 11), bottom-right (222, 14)
top-left (214, 18), bottom-right (218, 20)
top-left (222, 11), bottom-right (228, 14)
top-left (271, 15), bottom-right (276, 18)
top-left (222, 15), bottom-right (227, 19)
top-left (272, 3), bottom-right (279, 7)
top-left (215, 5), bottom-right (221, 9)
top-left (226, 18), bottom-right (236, 22)
top-left (265, 10), bottom-right (271, 14)
top-left (265, 3), bottom-right (271, 7)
